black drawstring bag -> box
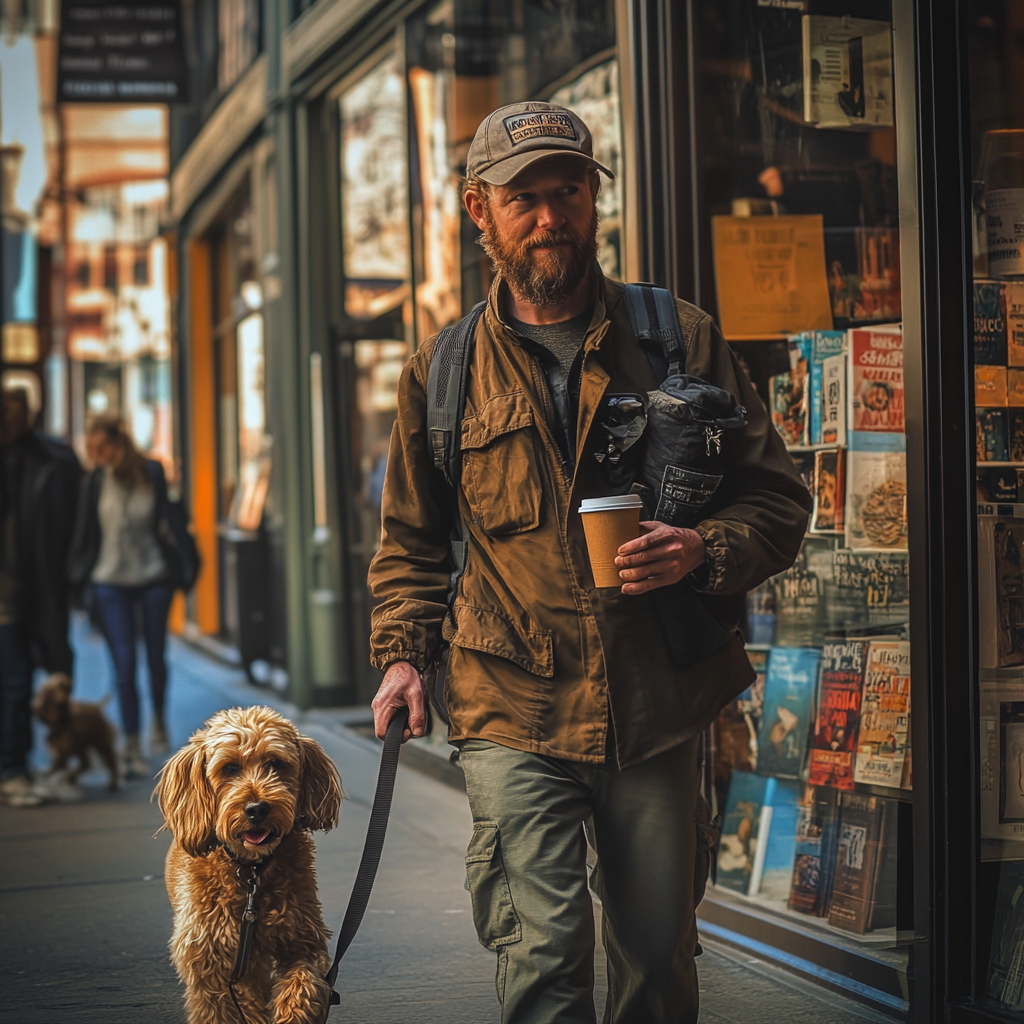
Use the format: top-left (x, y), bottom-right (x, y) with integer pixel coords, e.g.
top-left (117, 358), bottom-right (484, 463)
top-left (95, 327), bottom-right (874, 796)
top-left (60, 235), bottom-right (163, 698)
top-left (638, 375), bottom-right (747, 526)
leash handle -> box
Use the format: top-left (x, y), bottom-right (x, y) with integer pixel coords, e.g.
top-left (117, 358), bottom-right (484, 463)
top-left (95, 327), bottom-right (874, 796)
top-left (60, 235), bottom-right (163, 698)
top-left (323, 704), bottom-right (409, 1013)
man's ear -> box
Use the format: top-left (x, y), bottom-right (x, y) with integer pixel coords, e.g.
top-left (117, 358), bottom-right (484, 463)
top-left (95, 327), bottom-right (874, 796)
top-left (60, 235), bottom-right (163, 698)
top-left (153, 736), bottom-right (217, 857)
top-left (464, 186), bottom-right (489, 231)
top-left (296, 736), bottom-right (343, 832)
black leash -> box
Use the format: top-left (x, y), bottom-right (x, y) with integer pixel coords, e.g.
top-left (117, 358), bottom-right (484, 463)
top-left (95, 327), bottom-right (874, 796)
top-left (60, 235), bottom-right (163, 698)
top-left (320, 705), bottom-right (409, 1019)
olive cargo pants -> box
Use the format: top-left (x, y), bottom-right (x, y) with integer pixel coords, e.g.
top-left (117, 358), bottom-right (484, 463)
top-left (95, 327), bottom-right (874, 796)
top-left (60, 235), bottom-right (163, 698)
top-left (458, 736), bottom-right (704, 1024)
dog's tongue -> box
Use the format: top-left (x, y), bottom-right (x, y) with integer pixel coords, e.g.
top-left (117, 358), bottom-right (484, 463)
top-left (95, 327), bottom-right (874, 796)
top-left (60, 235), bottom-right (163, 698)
top-left (243, 829), bottom-right (271, 845)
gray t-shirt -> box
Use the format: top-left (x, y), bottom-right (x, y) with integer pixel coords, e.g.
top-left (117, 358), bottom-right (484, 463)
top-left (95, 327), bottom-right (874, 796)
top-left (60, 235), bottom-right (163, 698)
top-left (92, 470), bottom-right (167, 586)
top-left (508, 308), bottom-right (592, 376)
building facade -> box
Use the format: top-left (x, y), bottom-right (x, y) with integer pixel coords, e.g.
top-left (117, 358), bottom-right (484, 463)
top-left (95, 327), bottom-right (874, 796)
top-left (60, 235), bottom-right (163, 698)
top-left (167, 0), bottom-right (1021, 1020)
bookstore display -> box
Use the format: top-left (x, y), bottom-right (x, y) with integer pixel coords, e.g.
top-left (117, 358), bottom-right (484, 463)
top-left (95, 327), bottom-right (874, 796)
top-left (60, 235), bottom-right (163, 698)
top-left (699, 0), bottom-right (910, 952)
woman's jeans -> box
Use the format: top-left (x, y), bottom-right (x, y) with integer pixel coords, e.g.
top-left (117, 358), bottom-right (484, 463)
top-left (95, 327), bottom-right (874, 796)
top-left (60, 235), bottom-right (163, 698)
top-left (93, 582), bottom-right (174, 737)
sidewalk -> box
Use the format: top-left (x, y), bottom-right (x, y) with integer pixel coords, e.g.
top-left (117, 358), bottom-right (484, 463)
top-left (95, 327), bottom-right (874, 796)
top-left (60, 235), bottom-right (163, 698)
top-left (0, 617), bottom-right (896, 1022)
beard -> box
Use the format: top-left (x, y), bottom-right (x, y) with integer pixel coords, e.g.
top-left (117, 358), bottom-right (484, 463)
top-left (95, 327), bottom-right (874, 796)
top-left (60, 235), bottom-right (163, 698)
top-left (479, 205), bottom-right (599, 306)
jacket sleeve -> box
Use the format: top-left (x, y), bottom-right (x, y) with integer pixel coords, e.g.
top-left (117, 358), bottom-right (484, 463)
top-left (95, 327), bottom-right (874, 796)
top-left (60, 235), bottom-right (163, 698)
top-left (683, 312), bottom-right (813, 597)
top-left (367, 346), bottom-right (456, 675)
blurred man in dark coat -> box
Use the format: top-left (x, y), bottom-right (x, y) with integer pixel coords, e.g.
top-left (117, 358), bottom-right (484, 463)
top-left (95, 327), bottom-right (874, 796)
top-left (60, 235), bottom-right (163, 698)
top-left (0, 389), bottom-right (82, 806)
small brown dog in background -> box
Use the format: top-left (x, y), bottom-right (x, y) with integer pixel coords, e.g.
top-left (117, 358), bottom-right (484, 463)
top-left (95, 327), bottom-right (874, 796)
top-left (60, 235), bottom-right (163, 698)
top-left (32, 673), bottom-right (119, 790)
top-left (155, 705), bottom-right (343, 1024)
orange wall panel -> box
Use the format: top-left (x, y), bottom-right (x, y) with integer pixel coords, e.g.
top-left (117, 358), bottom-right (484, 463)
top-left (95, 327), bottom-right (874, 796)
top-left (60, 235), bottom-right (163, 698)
top-left (188, 238), bottom-right (220, 635)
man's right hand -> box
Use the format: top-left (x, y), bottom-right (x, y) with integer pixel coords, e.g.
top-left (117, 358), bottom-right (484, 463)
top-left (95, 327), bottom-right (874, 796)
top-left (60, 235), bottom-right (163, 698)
top-left (371, 661), bottom-right (428, 742)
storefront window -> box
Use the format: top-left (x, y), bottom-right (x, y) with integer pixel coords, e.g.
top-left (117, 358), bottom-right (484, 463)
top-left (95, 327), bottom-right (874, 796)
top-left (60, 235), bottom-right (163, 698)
top-left (692, 0), bottom-right (913, 1010)
top-left (967, 0), bottom-right (1024, 1013)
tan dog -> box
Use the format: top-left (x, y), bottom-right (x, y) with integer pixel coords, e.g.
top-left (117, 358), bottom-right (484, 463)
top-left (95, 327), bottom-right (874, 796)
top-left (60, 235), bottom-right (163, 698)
top-left (32, 673), bottom-right (119, 790)
top-left (155, 706), bottom-right (343, 1024)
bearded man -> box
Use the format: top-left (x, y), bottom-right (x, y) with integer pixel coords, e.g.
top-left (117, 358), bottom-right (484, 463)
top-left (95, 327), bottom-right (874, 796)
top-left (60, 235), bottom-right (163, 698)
top-left (368, 102), bottom-right (810, 1023)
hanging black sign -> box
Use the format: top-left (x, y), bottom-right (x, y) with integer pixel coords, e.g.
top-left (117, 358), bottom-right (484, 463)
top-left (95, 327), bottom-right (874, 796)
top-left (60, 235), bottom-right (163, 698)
top-left (57, 0), bottom-right (188, 103)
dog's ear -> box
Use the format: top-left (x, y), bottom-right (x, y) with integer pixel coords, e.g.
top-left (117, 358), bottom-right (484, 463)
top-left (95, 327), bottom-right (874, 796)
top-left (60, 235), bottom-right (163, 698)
top-left (52, 674), bottom-right (73, 697)
top-left (153, 737), bottom-right (217, 856)
top-left (296, 736), bottom-right (343, 832)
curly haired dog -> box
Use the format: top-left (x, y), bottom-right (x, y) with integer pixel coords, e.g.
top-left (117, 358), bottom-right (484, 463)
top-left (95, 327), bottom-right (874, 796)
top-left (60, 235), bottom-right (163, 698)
top-left (32, 672), bottom-right (119, 790)
top-left (155, 706), bottom-right (343, 1024)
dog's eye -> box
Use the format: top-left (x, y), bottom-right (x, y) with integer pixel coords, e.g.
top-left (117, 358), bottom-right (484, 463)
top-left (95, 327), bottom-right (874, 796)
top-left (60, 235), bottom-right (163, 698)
top-left (266, 758), bottom-right (286, 772)
top-left (220, 763), bottom-right (241, 777)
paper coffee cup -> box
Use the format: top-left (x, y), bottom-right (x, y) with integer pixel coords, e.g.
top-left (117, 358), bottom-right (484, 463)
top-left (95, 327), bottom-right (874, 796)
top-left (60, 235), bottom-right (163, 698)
top-left (578, 494), bottom-right (644, 588)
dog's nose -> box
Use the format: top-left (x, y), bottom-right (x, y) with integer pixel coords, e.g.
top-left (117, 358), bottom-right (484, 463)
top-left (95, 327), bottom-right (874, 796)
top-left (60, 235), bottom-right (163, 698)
top-left (244, 801), bottom-right (271, 826)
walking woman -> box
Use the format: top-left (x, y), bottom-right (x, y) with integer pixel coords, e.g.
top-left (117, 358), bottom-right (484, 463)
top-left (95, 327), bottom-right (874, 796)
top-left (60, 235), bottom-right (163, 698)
top-left (69, 416), bottom-right (193, 777)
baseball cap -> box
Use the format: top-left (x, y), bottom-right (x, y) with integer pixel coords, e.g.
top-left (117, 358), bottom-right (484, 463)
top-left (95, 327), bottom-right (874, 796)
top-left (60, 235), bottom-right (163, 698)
top-left (466, 101), bottom-right (615, 186)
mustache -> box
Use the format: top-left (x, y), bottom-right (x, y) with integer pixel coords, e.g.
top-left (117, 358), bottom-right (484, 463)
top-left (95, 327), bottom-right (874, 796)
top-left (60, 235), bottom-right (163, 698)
top-left (524, 230), bottom-right (578, 250)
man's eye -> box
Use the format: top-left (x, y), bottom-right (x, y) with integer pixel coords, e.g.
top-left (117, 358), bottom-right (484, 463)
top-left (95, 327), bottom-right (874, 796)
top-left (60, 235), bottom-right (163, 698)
top-left (221, 763), bottom-right (241, 777)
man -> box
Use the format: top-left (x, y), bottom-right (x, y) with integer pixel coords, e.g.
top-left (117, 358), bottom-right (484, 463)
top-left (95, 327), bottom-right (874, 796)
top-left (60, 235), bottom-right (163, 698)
top-left (0, 389), bottom-right (81, 807)
top-left (368, 101), bottom-right (811, 1022)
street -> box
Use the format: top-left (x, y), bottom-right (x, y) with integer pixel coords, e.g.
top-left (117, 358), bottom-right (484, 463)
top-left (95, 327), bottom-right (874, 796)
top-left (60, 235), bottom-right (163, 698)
top-left (0, 618), bottom-right (893, 1024)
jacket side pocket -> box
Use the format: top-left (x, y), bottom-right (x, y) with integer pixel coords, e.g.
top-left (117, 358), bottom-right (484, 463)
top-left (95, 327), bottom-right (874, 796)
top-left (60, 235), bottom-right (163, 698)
top-left (464, 821), bottom-right (522, 951)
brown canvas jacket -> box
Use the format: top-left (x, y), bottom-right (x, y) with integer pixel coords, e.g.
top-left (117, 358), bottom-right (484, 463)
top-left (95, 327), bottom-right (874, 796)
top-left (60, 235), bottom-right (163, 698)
top-left (368, 273), bottom-right (812, 768)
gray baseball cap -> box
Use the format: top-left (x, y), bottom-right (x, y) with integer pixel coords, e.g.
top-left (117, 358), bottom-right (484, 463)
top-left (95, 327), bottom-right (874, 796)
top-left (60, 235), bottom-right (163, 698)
top-left (466, 101), bottom-right (615, 186)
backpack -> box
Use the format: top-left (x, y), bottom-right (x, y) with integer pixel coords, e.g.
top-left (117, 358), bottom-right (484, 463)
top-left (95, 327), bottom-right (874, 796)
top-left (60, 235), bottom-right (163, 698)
top-left (423, 284), bottom-right (731, 723)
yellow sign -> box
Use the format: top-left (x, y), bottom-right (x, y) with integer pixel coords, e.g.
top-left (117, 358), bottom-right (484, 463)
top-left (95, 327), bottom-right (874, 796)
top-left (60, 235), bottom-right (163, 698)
top-left (2, 323), bottom-right (39, 364)
top-left (712, 215), bottom-right (834, 339)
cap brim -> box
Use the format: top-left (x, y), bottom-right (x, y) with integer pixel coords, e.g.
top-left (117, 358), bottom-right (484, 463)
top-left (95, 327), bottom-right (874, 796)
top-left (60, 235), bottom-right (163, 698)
top-left (476, 149), bottom-right (615, 186)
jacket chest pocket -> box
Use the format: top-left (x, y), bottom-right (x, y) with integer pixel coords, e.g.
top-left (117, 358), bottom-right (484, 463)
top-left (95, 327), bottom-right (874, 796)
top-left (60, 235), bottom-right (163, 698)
top-left (460, 392), bottom-right (542, 535)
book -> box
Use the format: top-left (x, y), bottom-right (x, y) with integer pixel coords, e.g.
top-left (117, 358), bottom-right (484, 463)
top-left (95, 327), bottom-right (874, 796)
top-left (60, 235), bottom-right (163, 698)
top-left (756, 646), bottom-right (821, 779)
top-left (829, 549), bottom-right (910, 634)
top-left (810, 447), bottom-right (845, 533)
top-left (746, 582), bottom-right (777, 645)
top-left (772, 536), bottom-right (834, 645)
top-left (757, 778), bottom-right (803, 901)
top-left (715, 647), bottom-right (768, 778)
top-left (1001, 702), bottom-right (1024, 824)
top-left (828, 792), bottom-right (900, 934)
top-left (804, 330), bottom-right (847, 444)
top-left (1008, 282), bottom-right (1024, 367)
top-left (845, 450), bottom-right (907, 551)
top-left (975, 280), bottom-right (1009, 366)
top-left (853, 640), bottom-right (911, 788)
top-left (808, 640), bottom-right (867, 791)
top-left (789, 450), bottom-right (816, 495)
top-left (1011, 411), bottom-right (1024, 462)
top-left (1008, 368), bottom-right (1024, 407)
top-left (716, 770), bottom-right (771, 894)
top-left (770, 335), bottom-right (812, 446)
top-left (848, 325), bottom-right (905, 450)
top-left (802, 15), bottom-right (894, 130)
top-left (821, 353), bottom-right (847, 445)
top-left (979, 676), bottom-right (1024, 851)
top-left (993, 521), bottom-right (1024, 668)
top-left (980, 468), bottom-right (1020, 503)
top-left (986, 860), bottom-right (1024, 1008)
top-left (977, 366), bottom-right (1009, 408)
top-left (788, 785), bottom-right (841, 916)
top-left (978, 409), bottom-right (1010, 462)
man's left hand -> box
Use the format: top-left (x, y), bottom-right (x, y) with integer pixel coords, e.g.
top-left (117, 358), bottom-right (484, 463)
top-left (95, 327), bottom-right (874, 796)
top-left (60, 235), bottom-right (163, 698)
top-left (615, 522), bottom-right (706, 595)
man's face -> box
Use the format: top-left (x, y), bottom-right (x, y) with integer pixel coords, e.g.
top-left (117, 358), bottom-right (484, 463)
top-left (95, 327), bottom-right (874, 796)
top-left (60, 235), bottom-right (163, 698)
top-left (464, 157), bottom-right (600, 306)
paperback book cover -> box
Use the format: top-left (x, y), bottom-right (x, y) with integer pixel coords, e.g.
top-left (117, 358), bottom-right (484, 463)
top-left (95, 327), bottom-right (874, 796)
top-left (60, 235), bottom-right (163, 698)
top-left (772, 536), bottom-right (834, 645)
top-left (821, 353), bottom-right (847, 445)
top-left (993, 522), bottom-right (1024, 668)
top-left (848, 326), bottom-right (904, 448)
top-left (805, 330), bottom-right (847, 444)
top-left (1000, 702), bottom-right (1024, 824)
top-left (828, 792), bottom-right (900, 934)
top-left (810, 447), bottom-right (845, 533)
top-left (1008, 282), bottom-right (1024, 367)
top-left (788, 785), bottom-right (841, 916)
top-left (853, 641), bottom-right (911, 788)
top-left (845, 451), bottom-right (908, 551)
top-left (716, 771), bottom-right (771, 894)
top-left (1008, 368), bottom-right (1024, 407)
top-left (802, 15), bottom-right (894, 129)
top-left (756, 646), bottom-right (821, 780)
top-left (715, 647), bottom-right (768, 777)
top-left (1010, 411), bottom-right (1024, 463)
top-left (771, 335), bottom-right (812, 446)
top-left (986, 860), bottom-right (1024, 1009)
top-left (978, 408), bottom-right (1010, 463)
top-left (808, 640), bottom-right (867, 790)
top-left (757, 778), bottom-right (803, 901)
top-left (977, 366), bottom-right (1009, 408)
top-left (975, 280), bottom-right (1008, 366)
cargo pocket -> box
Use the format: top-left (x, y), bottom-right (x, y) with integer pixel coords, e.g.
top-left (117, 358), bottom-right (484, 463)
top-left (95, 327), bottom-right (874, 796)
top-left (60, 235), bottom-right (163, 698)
top-left (464, 822), bottom-right (522, 951)
top-left (693, 794), bottom-right (721, 957)
top-left (461, 392), bottom-right (542, 535)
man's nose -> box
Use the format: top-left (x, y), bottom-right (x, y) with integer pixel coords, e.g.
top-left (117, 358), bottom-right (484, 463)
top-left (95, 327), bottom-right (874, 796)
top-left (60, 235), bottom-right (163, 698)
top-left (534, 202), bottom-right (565, 232)
top-left (244, 801), bottom-right (271, 826)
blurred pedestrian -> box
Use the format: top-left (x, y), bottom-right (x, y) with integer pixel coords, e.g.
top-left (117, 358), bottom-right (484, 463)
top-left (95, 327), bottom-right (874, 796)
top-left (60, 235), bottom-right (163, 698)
top-left (68, 416), bottom-right (182, 779)
top-left (0, 388), bottom-right (82, 808)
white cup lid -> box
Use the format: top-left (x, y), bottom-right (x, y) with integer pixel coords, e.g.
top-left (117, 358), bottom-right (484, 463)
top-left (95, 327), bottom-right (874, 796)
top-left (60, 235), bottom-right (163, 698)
top-left (578, 494), bottom-right (644, 513)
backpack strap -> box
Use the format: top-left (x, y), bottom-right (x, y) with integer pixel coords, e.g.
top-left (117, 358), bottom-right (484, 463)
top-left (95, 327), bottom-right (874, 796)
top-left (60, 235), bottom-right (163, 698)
top-left (623, 283), bottom-right (685, 381)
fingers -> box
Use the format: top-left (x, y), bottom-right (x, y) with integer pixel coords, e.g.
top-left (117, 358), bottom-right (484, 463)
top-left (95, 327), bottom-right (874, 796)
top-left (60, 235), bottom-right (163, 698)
top-left (616, 537), bottom-right (682, 568)
top-left (617, 558), bottom-right (680, 582)
top-left (617, 523), bottom-right (671, 556)
top-left (371, 661), bottom-right (427, 742)
top-left (406, 683), bottom-right (426, 740)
